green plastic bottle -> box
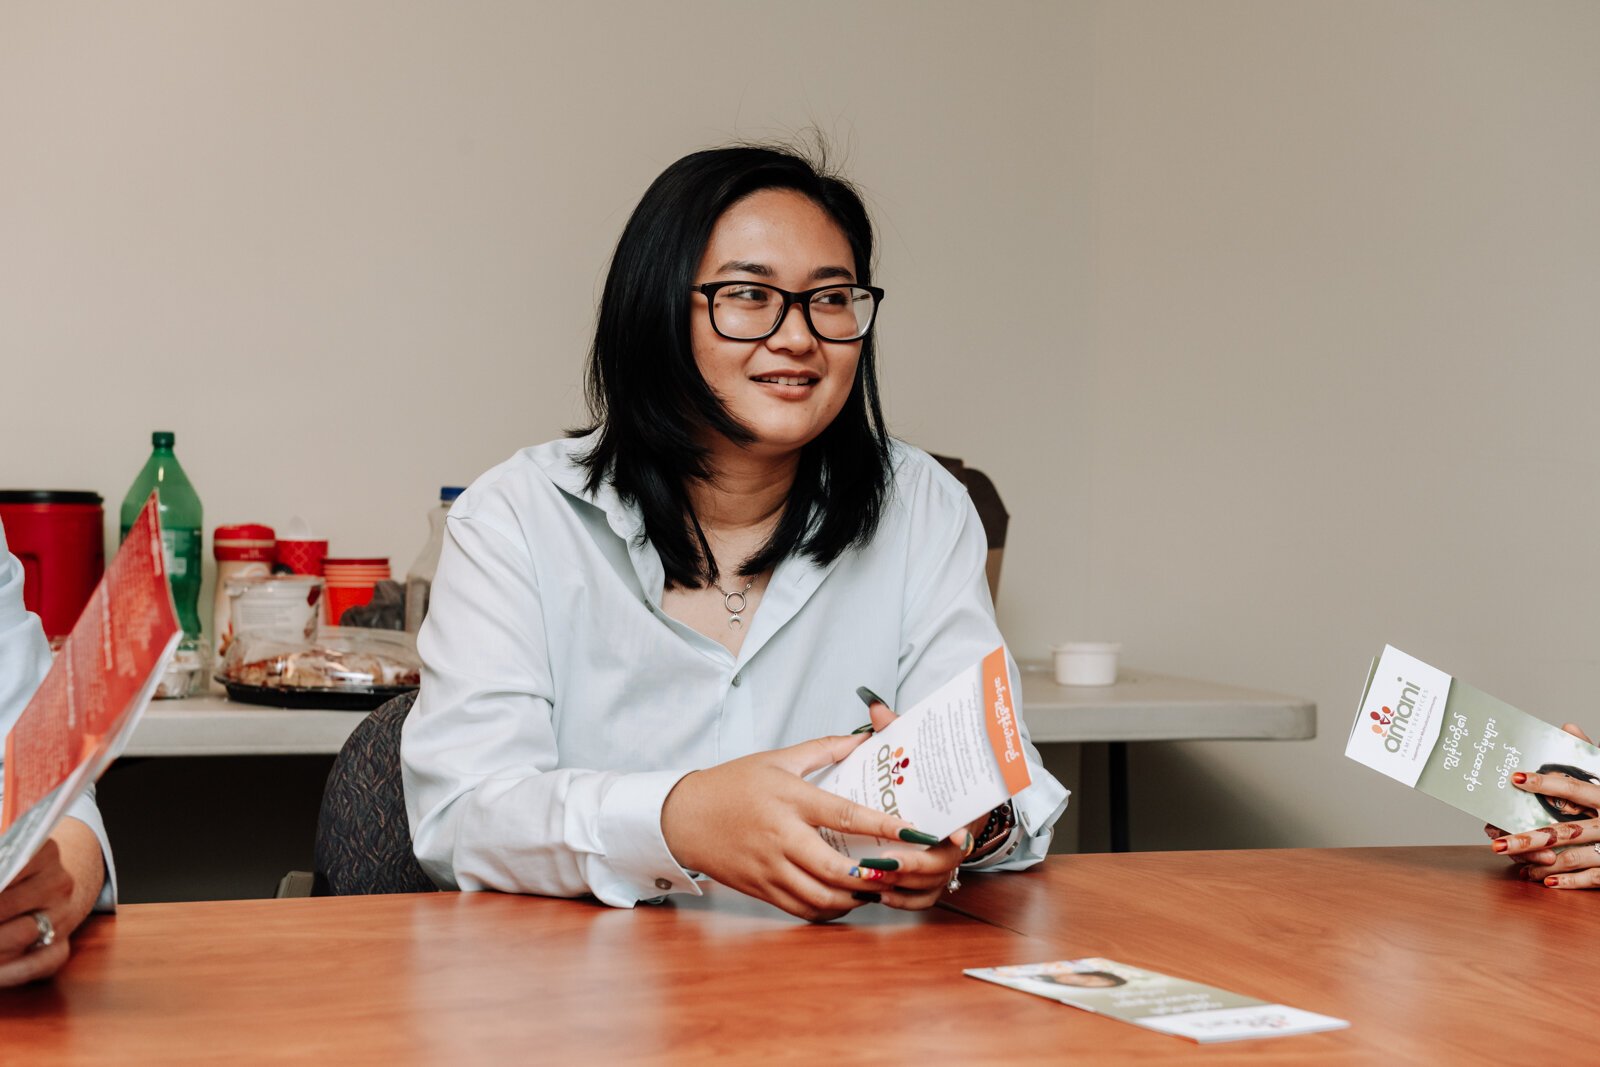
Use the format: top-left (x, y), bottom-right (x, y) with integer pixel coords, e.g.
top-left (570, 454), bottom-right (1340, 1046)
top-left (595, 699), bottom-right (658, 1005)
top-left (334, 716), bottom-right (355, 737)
top-left (120, 430), bottom-right (204, 639)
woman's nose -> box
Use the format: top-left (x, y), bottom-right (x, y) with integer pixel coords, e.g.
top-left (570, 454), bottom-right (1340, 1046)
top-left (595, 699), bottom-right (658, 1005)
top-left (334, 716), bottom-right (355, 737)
top-left (766, 300), bottom-right (817, 353)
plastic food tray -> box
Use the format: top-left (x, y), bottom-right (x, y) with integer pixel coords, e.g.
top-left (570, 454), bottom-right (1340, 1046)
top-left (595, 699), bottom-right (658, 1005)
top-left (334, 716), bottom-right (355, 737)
top-left (216, 677), bottom-right (416, 711)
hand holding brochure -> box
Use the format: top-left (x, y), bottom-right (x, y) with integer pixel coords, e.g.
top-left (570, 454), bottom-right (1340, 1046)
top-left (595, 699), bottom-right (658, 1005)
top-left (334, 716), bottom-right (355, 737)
top-left (0, 495), bottom-right (180, 890)
top-left (1345, 645), bottom-right (1600, 833)
top-left (965, 959), bottom-right (1349, 1043)
top-left (811, 646), bottom-right (1033, 858)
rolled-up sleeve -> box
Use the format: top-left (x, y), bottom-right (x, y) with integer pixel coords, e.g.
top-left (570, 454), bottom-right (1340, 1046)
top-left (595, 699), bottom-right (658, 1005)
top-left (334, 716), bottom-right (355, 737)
top-left (0, 529), bottom-right (116, 909)
top-left (894, 466), bottom-right (1070, 869)
top-left (400, 509), bottom-right (698, 907)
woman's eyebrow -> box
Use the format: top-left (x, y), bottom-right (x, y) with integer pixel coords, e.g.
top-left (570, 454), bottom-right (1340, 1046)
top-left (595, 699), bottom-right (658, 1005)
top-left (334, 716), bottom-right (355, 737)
top-left (710, 260), bottom-right (857, 282)
top-left (714, 260), bottom-right (772, 276)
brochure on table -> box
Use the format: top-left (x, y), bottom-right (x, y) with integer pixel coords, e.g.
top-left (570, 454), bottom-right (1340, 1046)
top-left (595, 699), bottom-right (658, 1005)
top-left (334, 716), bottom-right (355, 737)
top-left (0, 495), bottom-right (180, 891)
top-left (965, 958), bottom-right (1350, 1043)
top-left (1345, 645), bottom-right (1600, 833)
top-left (812, 645), bottom-right (1033, 858)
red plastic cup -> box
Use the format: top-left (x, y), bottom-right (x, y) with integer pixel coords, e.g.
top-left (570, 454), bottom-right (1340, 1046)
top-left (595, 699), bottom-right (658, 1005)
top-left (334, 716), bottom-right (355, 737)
top-left (275, 538), bottom-right (329, 576)
top-left (322, 557), bottom-right (390, 625)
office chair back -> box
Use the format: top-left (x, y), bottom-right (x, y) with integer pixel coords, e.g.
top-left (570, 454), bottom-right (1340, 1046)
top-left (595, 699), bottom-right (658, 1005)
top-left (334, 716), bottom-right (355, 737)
top-left (930, 454), bottom-right (1009, 603)
top-left (313, 689), bottom-right (439, 895)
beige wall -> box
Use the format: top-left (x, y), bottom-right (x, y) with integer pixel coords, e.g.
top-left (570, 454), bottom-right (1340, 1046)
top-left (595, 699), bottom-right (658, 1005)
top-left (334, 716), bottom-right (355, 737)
top-left (3, 2), bottom-right (1595, 851)
top-left (1086, 2), bottom-right (1600, 849)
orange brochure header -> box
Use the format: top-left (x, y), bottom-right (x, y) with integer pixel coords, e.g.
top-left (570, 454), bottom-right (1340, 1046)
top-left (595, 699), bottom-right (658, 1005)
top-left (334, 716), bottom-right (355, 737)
top-left (981, 646), bottom-right (1032, 796)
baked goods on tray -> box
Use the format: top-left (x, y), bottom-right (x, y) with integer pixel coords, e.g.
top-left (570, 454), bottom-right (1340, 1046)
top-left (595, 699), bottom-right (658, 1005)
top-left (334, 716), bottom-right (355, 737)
top-left (218, 627), bottom-right (420, 693)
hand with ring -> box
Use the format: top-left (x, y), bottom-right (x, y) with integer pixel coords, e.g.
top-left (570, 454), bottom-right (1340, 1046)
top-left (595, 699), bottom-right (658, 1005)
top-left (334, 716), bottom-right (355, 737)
top-left (843, 689), bottom-right (988, 911)
top-left (1487, 723), bottom-right (1600, 890)
top-left (0, 819), bottom-right (105, 986)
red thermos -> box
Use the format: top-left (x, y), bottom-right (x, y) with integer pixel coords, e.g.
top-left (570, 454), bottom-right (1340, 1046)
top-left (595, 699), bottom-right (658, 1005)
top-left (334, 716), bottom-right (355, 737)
top-left (0, 490), bottom-right (106, 640)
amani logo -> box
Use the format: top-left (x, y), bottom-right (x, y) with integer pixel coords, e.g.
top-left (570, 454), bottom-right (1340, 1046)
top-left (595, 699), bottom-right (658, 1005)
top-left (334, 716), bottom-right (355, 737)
top-left (875, 745), bottom-right (911, 816)
top-left (1369, 677), bottom-right (1421, 753)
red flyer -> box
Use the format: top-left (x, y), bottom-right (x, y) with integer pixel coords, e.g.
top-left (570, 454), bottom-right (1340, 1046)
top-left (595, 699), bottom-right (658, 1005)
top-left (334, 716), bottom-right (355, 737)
top-left (0, 494), bottom-right (179, 888)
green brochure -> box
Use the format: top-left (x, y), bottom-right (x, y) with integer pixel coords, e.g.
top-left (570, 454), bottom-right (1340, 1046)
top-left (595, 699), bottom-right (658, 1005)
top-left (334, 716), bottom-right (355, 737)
top-left (965, 959), bottom-right (1349, 1043)
top-left (1346, 645), bottom-right (1600, 832)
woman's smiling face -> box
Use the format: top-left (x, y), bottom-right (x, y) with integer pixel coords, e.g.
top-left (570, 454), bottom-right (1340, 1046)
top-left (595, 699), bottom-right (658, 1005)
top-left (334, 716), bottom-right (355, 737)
top-left (689, 188), bottom-right (863, 459)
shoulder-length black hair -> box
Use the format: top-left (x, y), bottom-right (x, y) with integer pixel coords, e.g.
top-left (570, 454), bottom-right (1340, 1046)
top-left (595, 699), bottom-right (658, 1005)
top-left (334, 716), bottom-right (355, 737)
top-left (576, 144), bottom-right (893, 589)
top-left (1534, 762), bottom-right (1600, 822)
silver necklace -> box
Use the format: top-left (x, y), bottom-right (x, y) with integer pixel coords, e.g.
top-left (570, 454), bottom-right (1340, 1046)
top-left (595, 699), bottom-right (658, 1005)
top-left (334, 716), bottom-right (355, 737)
top-left (716, 577), bottom-right (756, 630)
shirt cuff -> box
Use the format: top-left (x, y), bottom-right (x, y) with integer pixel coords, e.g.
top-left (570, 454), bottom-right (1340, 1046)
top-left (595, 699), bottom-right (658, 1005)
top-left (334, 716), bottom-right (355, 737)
top-left (593, 769), bottom-right (702, 908)
top-left (64, 790), bottom-right (117, 912)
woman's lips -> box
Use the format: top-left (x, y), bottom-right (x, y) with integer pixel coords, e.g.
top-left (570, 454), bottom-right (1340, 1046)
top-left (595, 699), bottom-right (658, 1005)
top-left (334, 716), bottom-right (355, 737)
top-left (749, 374), bottom-right (819, 401)
top-left (750, 375), bottom-right (817, 386)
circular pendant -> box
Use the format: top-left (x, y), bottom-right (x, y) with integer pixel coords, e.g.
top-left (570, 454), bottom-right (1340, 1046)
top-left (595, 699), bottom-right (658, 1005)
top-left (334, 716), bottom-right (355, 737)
top-left (728, 615), bottom-right (742, 629)
top-left (723, 591), bottom-right (747, 614)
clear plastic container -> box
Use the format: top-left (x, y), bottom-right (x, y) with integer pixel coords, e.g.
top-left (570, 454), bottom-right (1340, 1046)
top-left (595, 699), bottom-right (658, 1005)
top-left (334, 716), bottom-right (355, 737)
top-left (220, 626), bottom-right (420, 688)
top-left (217, 627), bottom-right (421, 709)
top-left (404, 486), bottom-right (464, 633)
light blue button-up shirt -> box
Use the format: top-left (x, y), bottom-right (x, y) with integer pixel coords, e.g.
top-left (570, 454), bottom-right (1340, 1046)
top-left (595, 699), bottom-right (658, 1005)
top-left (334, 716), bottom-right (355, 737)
top-left (402, 435), bottom-right (1069, 907)
top-left (0, 520), bottom-right (116, 910)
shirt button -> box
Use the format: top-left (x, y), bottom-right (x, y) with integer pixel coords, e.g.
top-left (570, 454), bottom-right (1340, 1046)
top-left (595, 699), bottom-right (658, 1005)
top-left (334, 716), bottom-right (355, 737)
top-left (731, 673), bottom-right (742, 687)
top-left (655, 878), bottom-right (672, 891)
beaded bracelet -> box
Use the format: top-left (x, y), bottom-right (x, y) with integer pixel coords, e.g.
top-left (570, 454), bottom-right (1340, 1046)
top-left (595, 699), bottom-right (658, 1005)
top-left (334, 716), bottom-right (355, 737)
top-left (966, 801), bottom-right (1017, 862)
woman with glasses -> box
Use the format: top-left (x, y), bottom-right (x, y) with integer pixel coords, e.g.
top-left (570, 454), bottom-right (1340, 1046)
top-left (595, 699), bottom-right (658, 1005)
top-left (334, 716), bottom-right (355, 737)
top-left (401, 145), bottom-right (1068, 920)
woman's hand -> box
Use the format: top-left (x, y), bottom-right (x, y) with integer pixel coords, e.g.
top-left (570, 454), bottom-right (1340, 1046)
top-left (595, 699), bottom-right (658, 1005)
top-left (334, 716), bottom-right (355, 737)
top-left (1485, 723), bottom-right (1590, 867)
top-left (844, 689), bottom-right (988, 912)
top-left (1490, 723), bottom-right (1600, 889)
top-left (0, 819), bottom-right (104, 986)
top-left (661, 733), bottom-right (941, 922)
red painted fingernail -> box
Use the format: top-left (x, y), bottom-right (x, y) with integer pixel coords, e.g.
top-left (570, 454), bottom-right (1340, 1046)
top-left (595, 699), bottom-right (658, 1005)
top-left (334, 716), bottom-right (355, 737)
top-left (1512, 772), bottom-right (1528, 785)
top-left (1491, 838), bottom-right (1509, 853)
top-left (1545, 876), bottom-right (1561, 887)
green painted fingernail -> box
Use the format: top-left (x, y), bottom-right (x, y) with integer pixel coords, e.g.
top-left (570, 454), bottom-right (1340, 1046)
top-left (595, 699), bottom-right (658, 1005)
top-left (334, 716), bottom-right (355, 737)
top-left (851, 723), bottom-right (875, 735)
top-left (858, 857), bottom-right (899, 871)
top-left (856, 686), bottom-right (887, 708)
top-left (898, 828), bottom-right (941, 846)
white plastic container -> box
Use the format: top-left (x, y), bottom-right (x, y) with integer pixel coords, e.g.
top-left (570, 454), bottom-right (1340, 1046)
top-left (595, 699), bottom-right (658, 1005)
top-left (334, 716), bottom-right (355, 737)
top-left (225, 575), bottom-right (324, 646)
top-left (1051, 642), bottom-right (1121, 686)
top-left (212, 523), bottom-right (276, 662)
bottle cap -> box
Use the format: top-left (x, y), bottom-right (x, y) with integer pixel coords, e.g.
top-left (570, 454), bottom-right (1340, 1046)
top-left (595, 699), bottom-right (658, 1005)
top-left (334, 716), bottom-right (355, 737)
top-left (214, 524), bottom-right (277, 561)
top-left (215, 523), bottom-right (274, 541)
top-left (152, 431), bottom-right (175, 448)
top-left (440, 487), bottom-right (465, 502)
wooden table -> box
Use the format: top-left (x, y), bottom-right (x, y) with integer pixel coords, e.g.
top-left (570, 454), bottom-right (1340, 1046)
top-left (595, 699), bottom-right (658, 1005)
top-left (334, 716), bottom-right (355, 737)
top-left (3, 846), bottom-right (1583, 1062)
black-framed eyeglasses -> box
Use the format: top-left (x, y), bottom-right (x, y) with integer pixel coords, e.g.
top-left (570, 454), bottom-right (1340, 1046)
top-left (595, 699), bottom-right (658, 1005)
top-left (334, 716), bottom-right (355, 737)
top-left (690, 281), bottom-right (885, 343)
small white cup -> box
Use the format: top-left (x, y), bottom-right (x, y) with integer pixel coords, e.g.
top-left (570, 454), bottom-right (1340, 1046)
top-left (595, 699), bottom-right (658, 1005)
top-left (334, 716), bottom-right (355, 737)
top-left (1050, 642), bottom-right (1121, 686)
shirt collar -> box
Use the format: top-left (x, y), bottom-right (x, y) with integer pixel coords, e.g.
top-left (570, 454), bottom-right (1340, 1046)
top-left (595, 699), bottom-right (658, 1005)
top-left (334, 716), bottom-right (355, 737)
top-left (531, 432), bottom-right (842, 654)
top-left (532, 432), bottom-right (645, 544)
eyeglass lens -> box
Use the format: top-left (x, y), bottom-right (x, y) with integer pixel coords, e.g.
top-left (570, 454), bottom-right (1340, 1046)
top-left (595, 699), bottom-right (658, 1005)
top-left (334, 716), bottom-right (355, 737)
top-left (710, 284), bottom-right (876, 341)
